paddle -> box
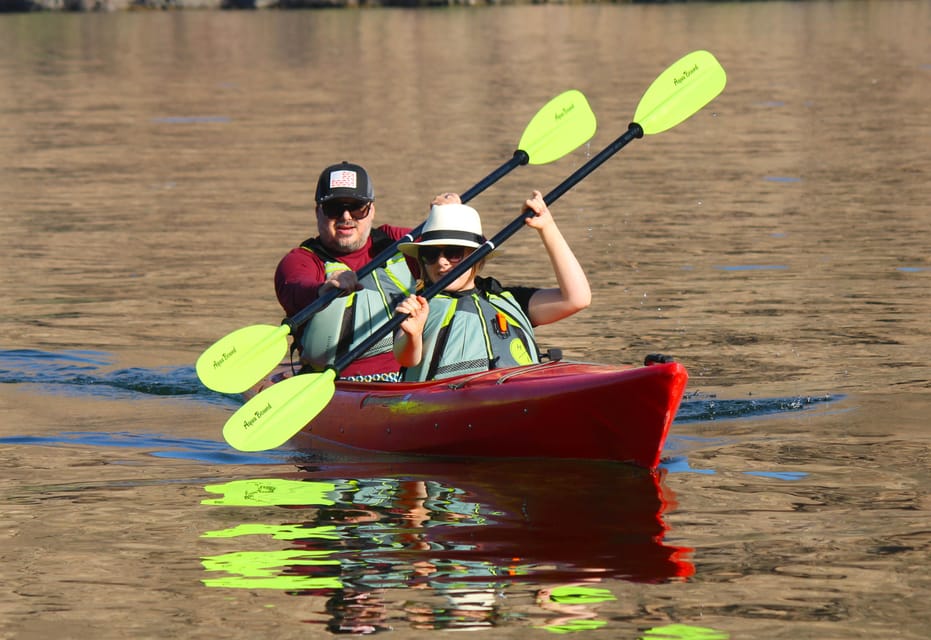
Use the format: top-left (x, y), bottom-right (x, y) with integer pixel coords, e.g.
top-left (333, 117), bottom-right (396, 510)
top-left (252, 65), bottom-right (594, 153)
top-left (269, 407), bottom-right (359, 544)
top-left (223, 50), bottom-right (727, 452)
top-left (196, 89), bottom-right (597, 395)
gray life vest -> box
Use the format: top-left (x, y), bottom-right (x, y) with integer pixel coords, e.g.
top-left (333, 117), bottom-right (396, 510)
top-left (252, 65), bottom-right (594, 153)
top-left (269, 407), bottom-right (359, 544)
top-left (402, 279), bottom-right (540, 382)
top-left (299, 232), bottom-right (416, 370)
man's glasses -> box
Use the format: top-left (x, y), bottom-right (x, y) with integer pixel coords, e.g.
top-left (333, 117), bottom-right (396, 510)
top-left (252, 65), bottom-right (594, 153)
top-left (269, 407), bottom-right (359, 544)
top-left (320, 200), bottom-right (372, 220)
top-left (420, 245), bottom-right (469, 265)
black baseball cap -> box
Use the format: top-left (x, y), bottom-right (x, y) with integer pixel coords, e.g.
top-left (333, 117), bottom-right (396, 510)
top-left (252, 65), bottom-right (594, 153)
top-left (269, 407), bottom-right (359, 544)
top-left (314, 161), bottom-right (374, 203)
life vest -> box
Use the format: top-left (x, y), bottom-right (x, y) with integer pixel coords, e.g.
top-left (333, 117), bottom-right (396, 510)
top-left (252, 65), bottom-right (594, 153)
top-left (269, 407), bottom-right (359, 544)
top-left (402, 277), bottom-right (540, 382)
top-left (299, 229), bottom-right (416, 369)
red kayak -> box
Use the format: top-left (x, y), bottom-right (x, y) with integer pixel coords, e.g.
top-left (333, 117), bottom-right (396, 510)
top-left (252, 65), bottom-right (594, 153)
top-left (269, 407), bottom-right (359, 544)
top-left (251, 356), bottom-right (688, 469)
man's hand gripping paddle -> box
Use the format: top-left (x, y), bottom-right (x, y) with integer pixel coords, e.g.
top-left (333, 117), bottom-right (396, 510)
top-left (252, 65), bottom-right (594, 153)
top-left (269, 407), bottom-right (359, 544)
top-left (196, 90), bottom-right (597, 395)
top-left (223, 50), bottom-right (727, 452)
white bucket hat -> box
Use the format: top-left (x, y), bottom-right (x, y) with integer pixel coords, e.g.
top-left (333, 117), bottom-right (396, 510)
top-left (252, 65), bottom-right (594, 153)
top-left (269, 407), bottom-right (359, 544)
top-left (399, 203), bottom-right (486, 257)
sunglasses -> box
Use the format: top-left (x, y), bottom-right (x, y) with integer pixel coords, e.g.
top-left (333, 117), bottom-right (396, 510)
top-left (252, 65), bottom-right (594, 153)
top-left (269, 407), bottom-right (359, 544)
top-left (319, 200), bottom-right (372, 220)
top-left (419, 245), bottom-right (469, 265)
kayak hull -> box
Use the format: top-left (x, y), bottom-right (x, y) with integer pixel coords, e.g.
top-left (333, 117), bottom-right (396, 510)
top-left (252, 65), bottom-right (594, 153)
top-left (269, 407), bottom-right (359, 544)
top-left (258, 359), bottom-right (688, 469)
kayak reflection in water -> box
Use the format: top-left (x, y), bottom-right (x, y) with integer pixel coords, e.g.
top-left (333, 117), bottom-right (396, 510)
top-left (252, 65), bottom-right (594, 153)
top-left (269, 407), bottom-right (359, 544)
top-left (394, 191), bottom-right (591, 381)
top-left (200, 461), bottom-right (694, 632)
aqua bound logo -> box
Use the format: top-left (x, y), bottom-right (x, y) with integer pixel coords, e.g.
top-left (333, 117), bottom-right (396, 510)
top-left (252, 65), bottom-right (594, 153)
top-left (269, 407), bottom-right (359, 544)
top-left (673, 63), bottom-right (700, 86)
top-left (554, 102), bottom-right (576, 120)
top-left (212, 347), bottom-right (237, 369)
top-left (242, 402), bottom-right (272, 430)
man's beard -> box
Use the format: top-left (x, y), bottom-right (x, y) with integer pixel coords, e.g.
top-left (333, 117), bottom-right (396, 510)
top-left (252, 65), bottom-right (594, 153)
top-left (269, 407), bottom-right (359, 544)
top-left (331, 227), bottom-right (367, 253)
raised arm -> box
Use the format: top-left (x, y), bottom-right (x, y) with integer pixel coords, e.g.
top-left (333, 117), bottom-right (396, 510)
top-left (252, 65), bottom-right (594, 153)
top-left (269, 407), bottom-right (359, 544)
top-left (522, 190), bottom-right (592, 326)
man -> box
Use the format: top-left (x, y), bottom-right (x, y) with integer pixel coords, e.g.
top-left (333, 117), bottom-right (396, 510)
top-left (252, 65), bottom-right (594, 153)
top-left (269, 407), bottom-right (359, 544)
top-left (274, 161), bottom-right (418, 382)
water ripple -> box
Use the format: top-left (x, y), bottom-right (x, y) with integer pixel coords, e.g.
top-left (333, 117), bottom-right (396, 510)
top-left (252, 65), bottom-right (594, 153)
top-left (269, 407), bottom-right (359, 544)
top-left (675, 391), bottom-right (841, 423)
top-left (0, 348), bottom-right (233, 406)
top-left (0, 430), bottom-right (289, 465)
top-left (2, 349), bottom-right (842, 425)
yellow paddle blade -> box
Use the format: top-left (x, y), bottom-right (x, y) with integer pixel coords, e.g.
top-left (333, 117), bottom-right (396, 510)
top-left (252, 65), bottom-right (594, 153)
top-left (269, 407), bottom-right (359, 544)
top-left (201, 478), bottom-right (337, 507)
top-left (633, 50), bottom-right (727, 135)
top-left (222, 369), bottom-right (337, 452)
top-left (641, 623), bottom-right (730, 639)
top-left (201, 549), bottom-right (342, 590)
top-left (519, 89), bottom-right (597, 165)
top-left (195, 323), bottom-right (290, 394)
top-left (202, 523), bottom-right (339, 541)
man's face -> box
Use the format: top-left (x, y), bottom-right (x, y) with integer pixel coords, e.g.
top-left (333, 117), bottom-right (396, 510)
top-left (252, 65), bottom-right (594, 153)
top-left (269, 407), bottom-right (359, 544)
top-left (315, 199), bottom-right (375, 254)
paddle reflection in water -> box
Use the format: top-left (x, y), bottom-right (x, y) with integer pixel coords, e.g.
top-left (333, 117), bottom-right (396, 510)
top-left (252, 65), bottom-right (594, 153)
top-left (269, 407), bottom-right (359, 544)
top-left (199, 459), bottom-right (693, 633)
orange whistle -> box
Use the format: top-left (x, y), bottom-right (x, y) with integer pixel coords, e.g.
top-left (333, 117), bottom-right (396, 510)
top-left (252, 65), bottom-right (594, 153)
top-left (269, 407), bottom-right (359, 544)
top-left (495, 312), bottom-right (508, 335)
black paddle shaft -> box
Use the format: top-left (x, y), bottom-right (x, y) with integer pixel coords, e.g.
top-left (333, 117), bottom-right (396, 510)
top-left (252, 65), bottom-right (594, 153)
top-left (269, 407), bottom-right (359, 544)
top-left (284, 150), bottom-right (530, 333)
top-left (330, 124), bottom-right (644, 374)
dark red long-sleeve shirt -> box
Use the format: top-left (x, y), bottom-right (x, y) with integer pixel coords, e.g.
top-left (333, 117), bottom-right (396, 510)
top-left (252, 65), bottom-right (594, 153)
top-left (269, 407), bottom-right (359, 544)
top-left (274, 224), bottom-right (416, 378)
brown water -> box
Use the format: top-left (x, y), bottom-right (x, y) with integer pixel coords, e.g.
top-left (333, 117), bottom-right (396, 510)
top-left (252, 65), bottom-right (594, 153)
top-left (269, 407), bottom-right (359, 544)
top-left (1, 2), bottom-right (930, 638)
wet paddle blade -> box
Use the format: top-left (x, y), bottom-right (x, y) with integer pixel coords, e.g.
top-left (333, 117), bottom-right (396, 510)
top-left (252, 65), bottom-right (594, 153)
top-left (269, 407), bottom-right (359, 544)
top-left (519, 89), bottom-right (597, 165)
top-left (634, 50), bottom-right (727, 135)
top-left (196, 323), bottom-right (291, 394)
top-left (222, 369), bottom-right (337, 452)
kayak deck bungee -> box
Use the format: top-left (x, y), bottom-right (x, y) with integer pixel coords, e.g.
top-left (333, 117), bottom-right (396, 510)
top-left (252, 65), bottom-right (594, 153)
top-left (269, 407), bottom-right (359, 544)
top-left (245, 357), bottom-right (688, 469)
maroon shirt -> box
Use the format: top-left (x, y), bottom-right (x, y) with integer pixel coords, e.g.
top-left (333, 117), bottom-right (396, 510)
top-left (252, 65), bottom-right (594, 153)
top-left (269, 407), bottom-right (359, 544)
top-left (274, 224), bottom-right (415, 378)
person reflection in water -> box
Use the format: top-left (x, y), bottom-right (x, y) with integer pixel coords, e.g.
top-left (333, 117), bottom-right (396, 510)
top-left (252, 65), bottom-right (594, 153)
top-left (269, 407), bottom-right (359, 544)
top-left (325, 589), bottom-right (391, 635)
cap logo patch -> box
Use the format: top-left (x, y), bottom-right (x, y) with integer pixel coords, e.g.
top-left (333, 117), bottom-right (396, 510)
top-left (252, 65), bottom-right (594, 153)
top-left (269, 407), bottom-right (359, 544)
top-left (329, 170), bottom-right (358, 189)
